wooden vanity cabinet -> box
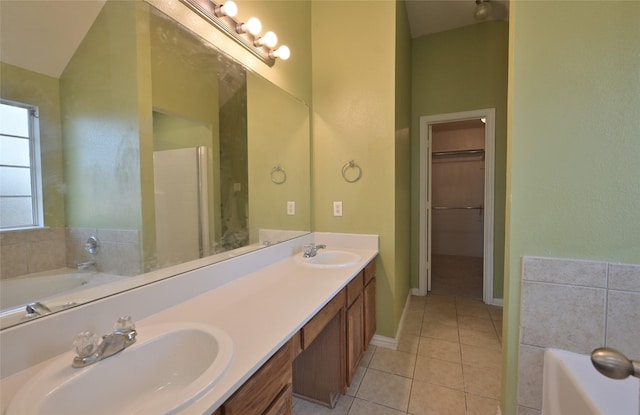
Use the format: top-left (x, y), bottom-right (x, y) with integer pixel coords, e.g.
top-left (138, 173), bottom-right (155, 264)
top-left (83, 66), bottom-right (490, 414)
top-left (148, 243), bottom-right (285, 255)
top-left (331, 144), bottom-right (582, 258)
top-left (363, 260), bottom-right (377, 347)
top-left (220, 340), bottom-right (293, 415)
top-left (345, 271), bottom-right (365, 386)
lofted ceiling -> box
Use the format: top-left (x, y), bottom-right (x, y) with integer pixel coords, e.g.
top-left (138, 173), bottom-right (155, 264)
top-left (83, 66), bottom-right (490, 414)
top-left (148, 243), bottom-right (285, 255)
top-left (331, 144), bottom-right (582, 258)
top-left (405, 0), bottom-right (509, 38)
top-left (0, 0), bottom-right (106, 78)
top-left (0, 0), bottom-right (508, 79)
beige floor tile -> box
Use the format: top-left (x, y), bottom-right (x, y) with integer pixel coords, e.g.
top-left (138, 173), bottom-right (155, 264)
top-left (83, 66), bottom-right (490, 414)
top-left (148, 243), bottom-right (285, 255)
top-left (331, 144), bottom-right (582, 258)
top-left (348, 398), bottom-right (406, 415)
top-left (369, 348), bottom-right (416, 378)
top-left (423, 311), bottom-right (458, 328)
top-left (487, 305), bottom-right (503, 319)
top-left (466, 393), bottom-right (501, 415)
top-left (456, 301), bottom-right (491, 320)
top-left (361, 345), bottom-right (376, 367)
top-left (421, 323), bottom-right (459, 343)
top-left (417, 337), bottom-right (461, 363)
top-left (459, 328), bottom-right (501, 350)
top-left (346, 365), bottom-right (367, 396)
top-left (356, 368), bottom-right (412, 411)
top-left (403, 318), bottom-right (423, 336)
top-left (408, 380), bottom-right (466, 415)
top-left (461, 343), bottom-right (502, 370)
top-left (293, 395), bottom-right (354, 415)
top-left (397, 333), bottom-right (420, 354)
top-left (458, 315), bottom-right (497, 334)
top-left (414, 356), bottom-right (464, 390)
top-left (463, 365), bottom-right (501, 399)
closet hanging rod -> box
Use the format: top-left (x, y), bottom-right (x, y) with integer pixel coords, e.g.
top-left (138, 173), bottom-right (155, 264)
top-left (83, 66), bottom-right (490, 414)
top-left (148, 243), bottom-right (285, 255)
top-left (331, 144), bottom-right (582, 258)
top-left (432, 206), bottom-right (483, 210)
top-left (432, 149), bottom-right (484, 157)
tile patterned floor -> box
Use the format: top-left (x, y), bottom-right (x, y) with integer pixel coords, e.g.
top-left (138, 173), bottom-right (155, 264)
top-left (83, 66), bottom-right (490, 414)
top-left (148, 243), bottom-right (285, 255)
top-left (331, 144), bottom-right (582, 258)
top-left (293, 295), bottom-right (503, 415)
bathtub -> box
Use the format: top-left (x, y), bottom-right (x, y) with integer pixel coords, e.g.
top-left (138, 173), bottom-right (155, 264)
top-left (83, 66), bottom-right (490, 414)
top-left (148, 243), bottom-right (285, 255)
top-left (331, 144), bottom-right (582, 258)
top-left (1, 269), bottom-right (126, 329)
top-left (543, 348), bottom-right (639, 415)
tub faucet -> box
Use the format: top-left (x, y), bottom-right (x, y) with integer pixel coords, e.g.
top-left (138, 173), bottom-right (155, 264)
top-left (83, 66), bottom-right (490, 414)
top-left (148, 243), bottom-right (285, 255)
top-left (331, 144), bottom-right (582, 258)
top-left (303, 243), bottom-right (326, 258)
top-left (77, 260), bottom-right (96, 271)
top-left (72, 316), bottom-right (137, 368)
top-left (25, 302), bottom-right (52, 316)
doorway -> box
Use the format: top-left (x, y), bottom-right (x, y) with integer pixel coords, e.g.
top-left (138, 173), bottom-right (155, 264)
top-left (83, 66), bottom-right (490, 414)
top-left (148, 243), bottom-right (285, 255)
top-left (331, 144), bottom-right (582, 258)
top-left (418, 109), bottom-right (495, 304)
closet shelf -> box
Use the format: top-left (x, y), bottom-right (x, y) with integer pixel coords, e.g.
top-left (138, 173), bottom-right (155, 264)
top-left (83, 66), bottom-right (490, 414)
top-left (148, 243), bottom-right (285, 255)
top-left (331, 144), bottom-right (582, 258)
top-left (432, 148), bottom-right (484, 157)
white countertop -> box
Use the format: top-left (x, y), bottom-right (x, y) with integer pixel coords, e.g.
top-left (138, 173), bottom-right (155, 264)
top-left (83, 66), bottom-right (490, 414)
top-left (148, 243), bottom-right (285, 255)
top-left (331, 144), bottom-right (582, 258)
top-left (0, 233), bottom-right (378, 414)
top-left (145, 247), bottom-right (377, 414)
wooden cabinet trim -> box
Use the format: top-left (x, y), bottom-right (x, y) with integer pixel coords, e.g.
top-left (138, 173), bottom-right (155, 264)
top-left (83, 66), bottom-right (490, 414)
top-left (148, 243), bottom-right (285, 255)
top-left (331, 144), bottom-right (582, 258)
top-left (364, 260), bottom-right (376, 285)
top-left (346, 271), bottom-right (364, 307)
top-left (223, 341), bottom-right (292, 415)
top-left (301, 289), bottom-right (345, 349)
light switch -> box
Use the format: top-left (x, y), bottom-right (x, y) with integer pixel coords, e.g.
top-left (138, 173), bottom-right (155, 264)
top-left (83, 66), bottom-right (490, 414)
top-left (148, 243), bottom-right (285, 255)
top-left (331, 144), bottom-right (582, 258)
top-left (333, 201), bottom-right (343, 217)
top-left (287, 201), bottom-right (295, 215)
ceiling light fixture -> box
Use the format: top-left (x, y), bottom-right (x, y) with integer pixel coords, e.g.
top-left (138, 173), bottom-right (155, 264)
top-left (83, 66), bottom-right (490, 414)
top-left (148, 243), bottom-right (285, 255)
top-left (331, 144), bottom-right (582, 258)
top-left (474, 0), bottom-right (493, 21)
top-left (180, 0), bottom-right (291, 67)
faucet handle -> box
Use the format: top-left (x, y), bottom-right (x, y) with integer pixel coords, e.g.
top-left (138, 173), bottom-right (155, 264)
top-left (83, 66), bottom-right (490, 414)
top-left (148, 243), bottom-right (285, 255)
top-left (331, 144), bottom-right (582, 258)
top-left (114, 315), bottom-right (135, 332)
top-left (73, 331), bottom-right (102, 358)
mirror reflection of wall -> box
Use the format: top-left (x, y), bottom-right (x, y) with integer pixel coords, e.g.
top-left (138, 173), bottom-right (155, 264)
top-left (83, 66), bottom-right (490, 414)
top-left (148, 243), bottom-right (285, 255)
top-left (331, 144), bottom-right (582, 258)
top-left (0, 0), bottom-right (310, 330)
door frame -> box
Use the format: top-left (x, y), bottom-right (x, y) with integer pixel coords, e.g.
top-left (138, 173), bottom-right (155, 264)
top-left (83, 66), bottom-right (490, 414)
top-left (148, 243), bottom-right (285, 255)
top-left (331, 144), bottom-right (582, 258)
top-left (418, 108), bottom-right (495, 304)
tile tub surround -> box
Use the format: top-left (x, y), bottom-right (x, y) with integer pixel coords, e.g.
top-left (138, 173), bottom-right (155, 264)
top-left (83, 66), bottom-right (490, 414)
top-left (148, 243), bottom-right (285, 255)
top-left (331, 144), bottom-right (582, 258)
top-left (0, 227), bottom-right (66, 279)
top-left (0, 232), bottom-right (378, 414)
top-left (517, 256), bottom-right (640, 414)
top-left (66, 227), bottom-right (141, 276)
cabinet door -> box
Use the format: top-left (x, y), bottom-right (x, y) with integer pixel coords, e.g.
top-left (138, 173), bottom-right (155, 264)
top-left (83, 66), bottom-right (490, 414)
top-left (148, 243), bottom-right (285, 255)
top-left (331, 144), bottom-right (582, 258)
top-left (346, 294), bottom-right (364, 386)
top-left (364, 279), bottom-right (376, 347)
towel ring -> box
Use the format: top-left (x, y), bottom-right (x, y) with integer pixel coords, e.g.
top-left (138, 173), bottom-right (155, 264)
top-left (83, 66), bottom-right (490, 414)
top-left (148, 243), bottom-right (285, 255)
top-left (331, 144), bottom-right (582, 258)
top-left (341, 160), bottom-right (362, 183)
top-left (271, 164), bottom-right (286, 184)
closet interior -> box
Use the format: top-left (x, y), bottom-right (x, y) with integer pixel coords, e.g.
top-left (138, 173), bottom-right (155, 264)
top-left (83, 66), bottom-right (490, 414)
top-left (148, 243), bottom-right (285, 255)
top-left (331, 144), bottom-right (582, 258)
top-left (431, 119), bottom-right (485, 299)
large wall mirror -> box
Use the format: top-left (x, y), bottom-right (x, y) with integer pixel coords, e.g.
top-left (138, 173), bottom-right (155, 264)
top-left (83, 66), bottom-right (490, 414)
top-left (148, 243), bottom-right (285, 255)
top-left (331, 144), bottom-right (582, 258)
top-left (0, 0), bottom-right (310, 329)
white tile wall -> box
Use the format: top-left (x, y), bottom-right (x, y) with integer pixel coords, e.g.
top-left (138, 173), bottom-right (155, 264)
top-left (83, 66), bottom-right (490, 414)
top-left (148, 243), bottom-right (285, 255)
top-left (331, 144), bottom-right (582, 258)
top-left (518, 256), bottom-right (640, 413)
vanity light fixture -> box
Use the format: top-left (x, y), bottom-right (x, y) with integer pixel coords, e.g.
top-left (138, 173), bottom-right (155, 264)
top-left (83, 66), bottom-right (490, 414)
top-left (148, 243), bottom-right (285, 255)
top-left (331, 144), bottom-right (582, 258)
top-left (213, 0), bottom-right (237, 18)
top-left (474, 0), bottom-right (493, 21)
top-left (270, 45), bottom-right (290, 61)
top-left (181, 0), bottom-right (290, 66)
top-left (255, 31), bottom-right (278, 48)
top-left (236, 17), bottom-right (262, 35)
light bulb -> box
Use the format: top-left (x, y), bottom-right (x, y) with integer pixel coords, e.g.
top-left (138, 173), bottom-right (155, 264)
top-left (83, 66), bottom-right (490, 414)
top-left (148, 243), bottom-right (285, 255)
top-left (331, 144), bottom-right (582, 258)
top-left (270, 45), bottom-right (290, 60)
top-left (474, 0), bottom-right (493, 21)
top-left (237, 17), bottom-right (262, 35)
top-left (213, 0), bottom-right (238, 18)
top-left (255, 31), bottom-right (278, 48)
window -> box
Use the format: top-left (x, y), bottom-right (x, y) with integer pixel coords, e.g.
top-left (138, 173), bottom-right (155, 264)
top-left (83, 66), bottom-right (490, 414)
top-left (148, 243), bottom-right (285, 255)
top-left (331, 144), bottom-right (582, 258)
top-left (0, 100), bottom-right (43, 229)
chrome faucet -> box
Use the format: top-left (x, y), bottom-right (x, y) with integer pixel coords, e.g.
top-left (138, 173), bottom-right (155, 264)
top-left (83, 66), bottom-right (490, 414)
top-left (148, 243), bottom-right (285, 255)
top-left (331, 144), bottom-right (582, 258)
top-left (25, 302), bottom-right (52, 316)
top-left (77, 260), bottom-right (96, 271)
top-left (303, 243), bottom-right (326, 258)
top-left (72, 316), bottom-right (137, 368)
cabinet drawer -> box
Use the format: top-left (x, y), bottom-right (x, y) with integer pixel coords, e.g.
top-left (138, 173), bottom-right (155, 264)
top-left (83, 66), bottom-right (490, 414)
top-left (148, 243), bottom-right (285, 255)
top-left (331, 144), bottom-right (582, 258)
top-left (302, 289), bottom-right (345, 349)
top-left (346, 271), bottom-right (364, 307)
top-left (224, 341), bottom-right (292, 415)
top-left (291, 330), bottom-right (303, 360)
top-left (364, 260), bottom-right (376, 285)
top-left (264, 384), bottom-right (293, 415)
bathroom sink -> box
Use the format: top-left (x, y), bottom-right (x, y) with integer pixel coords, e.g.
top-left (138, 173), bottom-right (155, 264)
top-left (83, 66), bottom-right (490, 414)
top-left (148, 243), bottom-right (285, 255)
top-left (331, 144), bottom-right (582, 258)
top-left (6, 323), bottom-right (234, 415)
top-left (296, 250), bottom-right (362, 268)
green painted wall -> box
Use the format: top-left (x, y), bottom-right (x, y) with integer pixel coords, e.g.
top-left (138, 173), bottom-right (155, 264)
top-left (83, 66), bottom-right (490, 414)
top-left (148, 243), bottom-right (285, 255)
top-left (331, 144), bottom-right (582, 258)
top-left (503, 1), bottom-right (640, 412)
top-left (394, 0), bottom-right (412, 334)
top-left (311, 0), bottom-right (411, 338)
top-left (410, 22), bottom-right (509, 298)
top-left (0, 63), bottom-right (65, 228)
top-left (247, 73), bottom-right (311, 241)
top-left (60, 0), bottom-right (143, 232)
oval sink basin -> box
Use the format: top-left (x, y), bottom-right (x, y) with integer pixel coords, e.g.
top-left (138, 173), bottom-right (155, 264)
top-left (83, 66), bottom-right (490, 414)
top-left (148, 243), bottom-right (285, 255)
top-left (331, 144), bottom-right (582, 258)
top-left (295, 250), bottom-right (362, 268)
top-left (7, 323), bottom-right (234, 415)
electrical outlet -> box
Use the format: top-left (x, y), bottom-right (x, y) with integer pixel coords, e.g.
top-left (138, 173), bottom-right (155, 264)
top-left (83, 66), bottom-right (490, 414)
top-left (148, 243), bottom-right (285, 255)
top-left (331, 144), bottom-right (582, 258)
top-left (287, 201), bottom-right (295, 215)
top-left (333, 201), bottom-right (343, 217)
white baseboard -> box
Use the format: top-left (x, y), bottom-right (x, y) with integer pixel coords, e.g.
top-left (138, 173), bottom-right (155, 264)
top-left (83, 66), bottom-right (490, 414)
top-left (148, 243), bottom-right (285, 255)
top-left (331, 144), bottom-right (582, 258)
top-left (492, 298), bottom-right (504, 306)
top-left (370, 291), bottom-right (413, 351)
top-left (411, 287), bottom-right (427, 296)
top-left (370, 334), bottom-right (396, 350)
